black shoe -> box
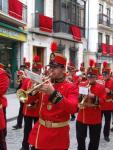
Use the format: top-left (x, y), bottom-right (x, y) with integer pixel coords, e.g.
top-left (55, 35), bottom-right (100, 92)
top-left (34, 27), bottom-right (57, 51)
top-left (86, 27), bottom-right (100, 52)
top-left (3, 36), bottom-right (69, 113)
top-left (111, 127), bottom-right (113, 131)
top-left (104, 136), bottom-right (110, 142)
top-left (12, 125), bottom-right (22, 130)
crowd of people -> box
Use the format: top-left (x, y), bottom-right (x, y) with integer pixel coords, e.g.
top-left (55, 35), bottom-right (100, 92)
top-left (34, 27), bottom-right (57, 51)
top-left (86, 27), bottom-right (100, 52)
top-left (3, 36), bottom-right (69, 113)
top-left (0, 42), bottom-right (113, 150)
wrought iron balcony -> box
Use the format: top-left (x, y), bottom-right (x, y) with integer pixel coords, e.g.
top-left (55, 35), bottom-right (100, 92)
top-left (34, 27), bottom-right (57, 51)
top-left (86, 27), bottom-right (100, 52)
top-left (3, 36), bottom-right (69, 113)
top-left (98, 43), bottom-right (111, 54)
top-left (53, 20), bottom-right (85, 37)
top-left (98, 14), bottom-right (113, 28)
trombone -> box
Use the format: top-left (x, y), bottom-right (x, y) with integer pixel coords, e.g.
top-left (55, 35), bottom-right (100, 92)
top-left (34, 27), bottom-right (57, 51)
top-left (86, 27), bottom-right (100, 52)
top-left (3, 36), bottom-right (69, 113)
top-left (16, 75), bottom-right (51, 103)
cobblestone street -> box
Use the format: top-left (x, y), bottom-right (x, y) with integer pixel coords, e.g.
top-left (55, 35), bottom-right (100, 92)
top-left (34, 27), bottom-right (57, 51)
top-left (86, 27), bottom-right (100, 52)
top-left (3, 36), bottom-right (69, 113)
top-left (7, 119), bottom-right (113, 150)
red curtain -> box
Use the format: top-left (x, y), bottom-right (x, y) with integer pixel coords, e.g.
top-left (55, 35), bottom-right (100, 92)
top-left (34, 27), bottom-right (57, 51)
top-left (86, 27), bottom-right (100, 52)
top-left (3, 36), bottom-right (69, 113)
top-left (39, 14), bottom-right (53, 32)
top-left (109, 45), bottom-right (113, 56)
top-left (70, 25), bottom-right (81, 41)
top-left (8, 0), bottom-right (22, 20)
top-left (102, 43), bottom-right (107, 55)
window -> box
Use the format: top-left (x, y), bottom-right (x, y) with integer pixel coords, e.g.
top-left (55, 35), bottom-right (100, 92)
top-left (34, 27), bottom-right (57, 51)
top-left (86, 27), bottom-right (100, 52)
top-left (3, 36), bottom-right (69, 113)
top-left (98, 32), bottom-right (102, 44)
top-left (54, 0), bottom-right (85, 27)
top-left (99, 4), bottom-right (103, 14)
top-left (107, 8), bottom-right (110, 24)
top-left (106, 35), bottom-right (110, 45)
top-left (98, 32), bottom-right (102, 52)
top-left (35, 0), bottom-right (44, 14)
top-left (0, 0), bottom-right (2, 10)
top-left (0, 0), bottom-right (8, 13)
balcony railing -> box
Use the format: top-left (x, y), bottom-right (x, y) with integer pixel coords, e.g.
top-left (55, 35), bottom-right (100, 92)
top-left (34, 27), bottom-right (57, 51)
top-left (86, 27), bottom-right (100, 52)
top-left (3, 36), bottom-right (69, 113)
top-left (32, 13), bottom-right (85, 37)
top-left (98, 43), bottom-right (113, 56)
top-left (0, 0), bottom-right (27, 23)
top-left (53, 20), bottom-right (85, 38)
top-left (98, 14), bottom-right (113, 28)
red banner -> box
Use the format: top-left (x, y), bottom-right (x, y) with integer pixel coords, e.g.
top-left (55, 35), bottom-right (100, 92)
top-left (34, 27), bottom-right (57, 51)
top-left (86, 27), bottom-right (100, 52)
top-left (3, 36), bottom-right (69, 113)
top-left (109, 45), bottom-right (113, 56)
top-left (70, 25), bottom-right (81, 41)
top-left (39, 14), bottom-right (53, 32)
top-left (102, 43), bottom-right (107, 55)
top-left (8, 0), bottom-right (22, 20)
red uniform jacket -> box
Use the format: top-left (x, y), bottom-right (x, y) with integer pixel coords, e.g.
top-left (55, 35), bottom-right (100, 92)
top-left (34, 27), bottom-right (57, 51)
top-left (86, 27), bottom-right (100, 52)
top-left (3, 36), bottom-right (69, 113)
top-left (28, 81), bottom-right (78, 149)
top-left (0, 69), bottom-right (10, 129)
top-left (77, 82), bottom-right (106, 124)
top-left (21, 78), bottom-right (40, 117)
top-left (101, 78), bottom-right (113, 110)
top-left (1, 96), bottom-right (7, 108)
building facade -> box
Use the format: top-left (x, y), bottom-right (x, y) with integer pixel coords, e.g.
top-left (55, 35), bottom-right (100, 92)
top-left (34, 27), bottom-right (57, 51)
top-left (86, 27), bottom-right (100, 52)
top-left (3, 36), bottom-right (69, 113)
top-left (85, 0), bottom-right (113, 70)
top-left (24, 0), bottom-right (86, 70)
top-left (0, 0), bottom-right (27, 91)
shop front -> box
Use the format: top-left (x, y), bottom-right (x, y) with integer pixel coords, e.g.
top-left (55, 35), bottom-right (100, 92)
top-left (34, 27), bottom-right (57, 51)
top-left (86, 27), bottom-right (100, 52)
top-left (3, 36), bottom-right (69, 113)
top-left (0, 22), bottom-right (27, 93)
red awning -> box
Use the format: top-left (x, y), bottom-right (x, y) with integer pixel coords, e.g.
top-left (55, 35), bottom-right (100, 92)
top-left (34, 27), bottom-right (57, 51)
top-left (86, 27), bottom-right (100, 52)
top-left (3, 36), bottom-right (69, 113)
top-left (8, 0), bottom-right (22, 20)
top-left (39, 14), bottom-right (53, 33)
top-left (102, 43), bottom-right (107, 55)
top-left (109, 45), bottom-right (113, 56)
top-left (70, 25), bottom-right (81, 41)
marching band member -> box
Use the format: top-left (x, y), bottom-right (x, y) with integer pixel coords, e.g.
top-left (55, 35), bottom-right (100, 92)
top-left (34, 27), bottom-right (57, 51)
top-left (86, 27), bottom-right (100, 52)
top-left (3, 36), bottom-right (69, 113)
top-left (0, 63), bottom-right (10, 150)
top-left (13, 59), bottom-right (31, 130)
top-left (101, 61), bottom-right (113, 142)
top-left (66, 61), bottom-right (78, 121)
top-left (76, 59), bottom-right (106, 150)
top-left (20, 56), bottom-right (42, 150)
top-left (12, 70), bottom-right (25, 130)
top-left (28, 42), bottom-right (78, 150)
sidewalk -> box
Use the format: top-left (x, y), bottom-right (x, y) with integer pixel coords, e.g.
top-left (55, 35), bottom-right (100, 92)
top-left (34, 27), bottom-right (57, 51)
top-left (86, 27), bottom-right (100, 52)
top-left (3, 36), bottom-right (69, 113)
top-left (6, 93), bottom-right (19, 120)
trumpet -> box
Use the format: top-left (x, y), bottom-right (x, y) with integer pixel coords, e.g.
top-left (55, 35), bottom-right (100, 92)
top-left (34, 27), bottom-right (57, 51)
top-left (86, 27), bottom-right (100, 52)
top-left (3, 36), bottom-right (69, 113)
top-left (16, 75), bottom-right (51, 103)
top-left (78, 83), bottom-right (91, 108)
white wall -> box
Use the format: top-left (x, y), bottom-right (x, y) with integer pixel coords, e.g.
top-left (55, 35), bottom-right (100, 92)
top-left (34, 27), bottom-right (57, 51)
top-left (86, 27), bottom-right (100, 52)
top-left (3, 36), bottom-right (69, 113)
top-left (27, 0), bottom-right (35, 28)
top-left (44, 0), bottom-right (53, 17)
top-left (86, 0), bottom-right (99, 53)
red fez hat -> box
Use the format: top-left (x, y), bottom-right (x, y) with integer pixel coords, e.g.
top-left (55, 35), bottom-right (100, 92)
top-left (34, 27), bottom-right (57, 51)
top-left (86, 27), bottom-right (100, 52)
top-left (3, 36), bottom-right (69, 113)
top-left (0, 63), bottom-right (5, 69)
top-left (87, 59), bottom-right (99, 76)
top-left (87, 59), bottom-right (95, 74)
top-left (49, 42), bottom-right (67, 66)
top-left (25, 62), bottom-right (30, 69)
top-left (80, 63), bottom-right (85, 72)
top-left (17, 70), bottom-right (25, 76)
top-left (32, 62), bottom-right (43, 71)
top-left (102, 61), bottom-right (111, 74)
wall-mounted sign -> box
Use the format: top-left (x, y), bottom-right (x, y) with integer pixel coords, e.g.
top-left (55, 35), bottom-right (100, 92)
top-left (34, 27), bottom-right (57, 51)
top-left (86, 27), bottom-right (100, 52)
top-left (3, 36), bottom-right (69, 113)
top-left (0, 26), bottom-right (27, 42)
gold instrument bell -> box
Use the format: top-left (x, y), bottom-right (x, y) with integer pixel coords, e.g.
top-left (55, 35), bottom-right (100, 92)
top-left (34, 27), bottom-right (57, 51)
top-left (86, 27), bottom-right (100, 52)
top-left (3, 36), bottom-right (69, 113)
top-left (16, 75), bottom-right (50, 103)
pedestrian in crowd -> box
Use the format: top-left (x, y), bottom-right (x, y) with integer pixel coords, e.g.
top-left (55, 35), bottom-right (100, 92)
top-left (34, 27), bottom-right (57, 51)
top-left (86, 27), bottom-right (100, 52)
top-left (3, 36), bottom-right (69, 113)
top-left (76, 59), bottom-right (106, 150)
top-left (28, 42), bottom-right (78, 150)
top-left (19, 55), bottom-right (42, 150)
top-left (101, 61), bottom-right (113, 142)
top-left (0, 63), bottom-right (10, 150)
top-left (66, 61), bottom-right (78, 121)
top-left (12, 69), bottom-right (25, 130)
top-left (12, 60), bottom-right (31, 130)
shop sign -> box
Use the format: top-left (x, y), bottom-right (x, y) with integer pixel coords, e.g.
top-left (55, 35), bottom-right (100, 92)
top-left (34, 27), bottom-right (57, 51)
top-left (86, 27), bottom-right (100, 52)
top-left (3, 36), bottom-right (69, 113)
top-left (97, 55), bottom-right (112, 63)
top-left (0, 26), bottom-right (27, 41)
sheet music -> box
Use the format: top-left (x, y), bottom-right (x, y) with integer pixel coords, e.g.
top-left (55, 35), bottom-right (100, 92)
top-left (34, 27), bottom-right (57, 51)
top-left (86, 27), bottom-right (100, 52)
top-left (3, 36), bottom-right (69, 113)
top-left (79, 86), bottom-right (88, 95)
top-left (25, 69), bottom-right (42, 83)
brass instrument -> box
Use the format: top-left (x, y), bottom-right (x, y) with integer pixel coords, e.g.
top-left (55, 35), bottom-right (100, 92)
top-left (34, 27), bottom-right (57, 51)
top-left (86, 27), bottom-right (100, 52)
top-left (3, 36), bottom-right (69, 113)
top-left (78, 83), bottom-right (90, 109)
top-left (16, 75), bottom-right (51, 103)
